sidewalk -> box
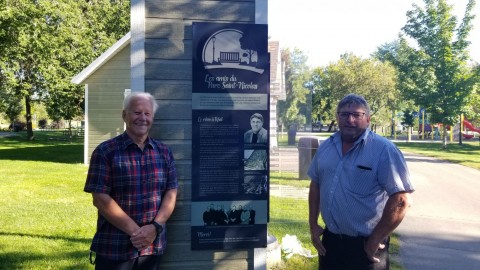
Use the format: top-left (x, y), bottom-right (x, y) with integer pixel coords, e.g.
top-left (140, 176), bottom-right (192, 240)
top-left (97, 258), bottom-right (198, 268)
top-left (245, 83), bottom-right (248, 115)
top-left (269, 146), bottom-right (308, 199)
top-left (396, 152), bottom-right (480, 270)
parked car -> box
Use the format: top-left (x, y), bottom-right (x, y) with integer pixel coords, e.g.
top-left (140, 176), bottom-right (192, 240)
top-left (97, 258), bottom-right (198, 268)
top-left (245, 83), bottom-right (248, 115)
top-left (312, 121), bottom-right (323, 132)
top-left (9, 122), bottom-right (26, 132)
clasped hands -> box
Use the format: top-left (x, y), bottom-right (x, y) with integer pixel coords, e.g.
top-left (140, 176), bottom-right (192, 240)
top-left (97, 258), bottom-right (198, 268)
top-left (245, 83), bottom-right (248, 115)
top-left (130, 224), bottom-right (157, 250)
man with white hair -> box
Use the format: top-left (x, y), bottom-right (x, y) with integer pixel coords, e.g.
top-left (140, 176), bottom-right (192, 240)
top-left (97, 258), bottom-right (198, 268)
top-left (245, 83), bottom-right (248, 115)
top-left (85, 92), bottom-right (178, 270)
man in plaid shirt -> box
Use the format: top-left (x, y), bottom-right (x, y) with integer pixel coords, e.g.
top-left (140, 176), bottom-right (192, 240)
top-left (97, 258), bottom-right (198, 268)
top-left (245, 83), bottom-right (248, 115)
top-left (84, 92), bottom-right (178, 270)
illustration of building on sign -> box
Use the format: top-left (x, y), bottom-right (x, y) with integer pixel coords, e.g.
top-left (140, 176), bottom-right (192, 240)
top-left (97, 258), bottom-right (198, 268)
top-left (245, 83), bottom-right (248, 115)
top-left (202, 29), bottom-right (264, 74)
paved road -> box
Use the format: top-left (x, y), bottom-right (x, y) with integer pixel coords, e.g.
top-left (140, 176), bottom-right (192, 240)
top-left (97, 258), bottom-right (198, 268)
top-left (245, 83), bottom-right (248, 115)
top-left (397, 152), bottom-right (480, 270)
top-left (270, 147), bottom-right (480, 269)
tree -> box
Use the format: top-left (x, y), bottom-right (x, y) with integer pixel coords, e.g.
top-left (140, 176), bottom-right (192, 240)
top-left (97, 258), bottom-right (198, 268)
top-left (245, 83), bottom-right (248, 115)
top-left (277, 48), bottom-right (311, 130)
top-left (46, 86), bottom-right (84, 140)
top-left (0, 0), bottom-right (48, 139)
top-left (384, 0), bottom-right (478, 147)
top-left (239, 34), bottom-right (256, 65)
top-left (0, 0), bottom-right (129, 140)
top-left (310, 53), bottom-right (399, 132)
top-left (41, 0), bottom-right (128, 140)
top-left (463, 65), bottom-right (480, 127)
top-left (0, 92), bottom-right (23, 130)
top-left (401, 108), bottom-right (416, 141)
top-left (0, 59), bottom-right (22, 126)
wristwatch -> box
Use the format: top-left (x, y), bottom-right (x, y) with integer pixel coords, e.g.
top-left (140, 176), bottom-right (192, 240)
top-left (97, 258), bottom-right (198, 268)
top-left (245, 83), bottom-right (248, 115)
top-left (151, 221), bottom-right (163, 234)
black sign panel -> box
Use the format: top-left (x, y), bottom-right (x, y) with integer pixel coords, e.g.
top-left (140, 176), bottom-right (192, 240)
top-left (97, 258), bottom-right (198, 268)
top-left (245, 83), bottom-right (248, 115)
top-left (191, 22), bottom-right (269, 250)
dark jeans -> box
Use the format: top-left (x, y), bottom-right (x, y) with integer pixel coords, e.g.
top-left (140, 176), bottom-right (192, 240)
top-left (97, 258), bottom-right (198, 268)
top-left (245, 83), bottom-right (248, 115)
top-left (94, 254), bottom-right (162, 270)
top-left (319, 229), bottom-right (389, 270)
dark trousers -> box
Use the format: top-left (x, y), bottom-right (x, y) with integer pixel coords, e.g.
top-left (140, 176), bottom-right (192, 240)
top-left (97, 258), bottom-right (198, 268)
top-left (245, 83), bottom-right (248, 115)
top-left (94, 254), bottom-right (161, 270)
top-left (319, 229), bottom-right (389, 270)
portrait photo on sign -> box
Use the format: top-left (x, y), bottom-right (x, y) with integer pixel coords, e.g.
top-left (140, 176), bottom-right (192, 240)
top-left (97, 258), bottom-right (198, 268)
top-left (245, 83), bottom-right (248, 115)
top-left (244, 112), bottom-right (268, 144)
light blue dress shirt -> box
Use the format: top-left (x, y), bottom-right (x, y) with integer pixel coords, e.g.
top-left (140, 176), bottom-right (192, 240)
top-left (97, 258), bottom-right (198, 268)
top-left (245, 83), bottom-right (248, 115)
top-left (307, 129), bottom-right (414, 237)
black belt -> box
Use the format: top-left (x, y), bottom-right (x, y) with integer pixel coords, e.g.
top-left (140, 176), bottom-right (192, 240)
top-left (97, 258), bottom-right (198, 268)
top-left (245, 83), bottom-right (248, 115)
top-left (324, 228), bottom-right (366, 241)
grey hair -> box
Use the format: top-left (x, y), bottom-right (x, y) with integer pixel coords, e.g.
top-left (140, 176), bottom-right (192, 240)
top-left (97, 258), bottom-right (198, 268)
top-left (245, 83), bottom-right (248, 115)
top-left (336, 94), bottom-right (370, 116)
top-left (123, 92), bottom-right (159, 113)
top-left (250, 113), bottom-right (264, 122)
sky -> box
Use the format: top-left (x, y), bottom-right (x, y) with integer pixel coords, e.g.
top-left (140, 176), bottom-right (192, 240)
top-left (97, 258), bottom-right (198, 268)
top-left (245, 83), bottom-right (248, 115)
top-left (268, 0), bottom-right (480, 67)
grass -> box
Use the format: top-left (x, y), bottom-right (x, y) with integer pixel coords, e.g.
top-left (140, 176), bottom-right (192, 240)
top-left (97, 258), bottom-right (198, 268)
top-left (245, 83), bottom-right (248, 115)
top-left (270, 172), bottom-right (310, 188)
top-left (268, 196), bottom-right (319, 269)
top-left (0, 130), bottom-right (84, 163)
top-left (395, 141), bottom-right (480, 170)
top-left (0, 131), bottom-right (94, 270)
top-left (1, 130), bottom-right (478, 269)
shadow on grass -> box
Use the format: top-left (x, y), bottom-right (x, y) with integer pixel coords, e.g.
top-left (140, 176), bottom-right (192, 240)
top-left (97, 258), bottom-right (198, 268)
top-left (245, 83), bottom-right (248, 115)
top-left (0, 231), bottom-right (91, 243)
top-left (0, 231), bottom-right (92, 270)
top-left (0, 144), bottom-right (83, 164)
top-left (0, 250), bottom-right (93, 270)
top-left (0, 131), bottom-right (83, 163)
top-left (0, 249), bottom-right (91, 270)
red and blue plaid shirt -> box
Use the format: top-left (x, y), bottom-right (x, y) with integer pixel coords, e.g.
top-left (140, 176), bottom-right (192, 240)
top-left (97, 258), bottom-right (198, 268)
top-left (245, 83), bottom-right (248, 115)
top-left (84, 132), bottom-right (178, 260)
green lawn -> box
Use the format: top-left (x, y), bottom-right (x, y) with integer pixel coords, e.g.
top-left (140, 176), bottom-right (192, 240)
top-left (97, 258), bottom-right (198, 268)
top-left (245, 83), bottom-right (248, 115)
top-left (268, 196), bottom-right (318, 269)
top-left (395, 141), bottom-right (480, 170)
top-left (0, 131), bottom-right (94, 269)
top-left (1, 131), bottom-right (478, 269)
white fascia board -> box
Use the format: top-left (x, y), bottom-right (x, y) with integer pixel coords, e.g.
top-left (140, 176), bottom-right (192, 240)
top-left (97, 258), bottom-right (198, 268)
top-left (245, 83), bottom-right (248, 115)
top-left (71, 32), bottom-right (131, 84)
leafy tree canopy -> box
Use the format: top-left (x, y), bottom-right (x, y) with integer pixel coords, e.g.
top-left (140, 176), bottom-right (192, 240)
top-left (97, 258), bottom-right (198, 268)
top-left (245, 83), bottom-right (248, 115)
top-left (310, 53), bottom-right (399, 129)
top-left (379, 0), bottom-right (478, 126)
top-left (277, 48), bottom-right (311, 129)
top-left (375, 0), bottom-right (479, 146)
top-left (0, 0), bottom-right (129, 139)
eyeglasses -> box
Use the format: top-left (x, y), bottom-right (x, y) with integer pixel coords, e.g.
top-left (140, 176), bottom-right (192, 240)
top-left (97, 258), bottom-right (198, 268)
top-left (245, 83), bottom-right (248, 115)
top-left (337, 112), bottom-right (366, 120)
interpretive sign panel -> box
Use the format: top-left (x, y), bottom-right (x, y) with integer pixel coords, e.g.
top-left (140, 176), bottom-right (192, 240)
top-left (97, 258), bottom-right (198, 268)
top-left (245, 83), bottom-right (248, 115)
top-left (191, 22), bottom-right (269, 250)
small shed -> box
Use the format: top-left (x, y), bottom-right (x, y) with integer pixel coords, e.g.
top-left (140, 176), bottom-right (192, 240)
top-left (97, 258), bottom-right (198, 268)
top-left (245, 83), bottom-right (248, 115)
top-left (72, 33), bottom-right (131, 164)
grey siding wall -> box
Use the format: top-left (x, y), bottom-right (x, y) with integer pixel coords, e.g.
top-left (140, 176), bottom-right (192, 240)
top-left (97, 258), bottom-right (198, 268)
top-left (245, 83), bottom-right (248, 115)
top-left (84, 45), bottom-right (130, 161)
top-left (143, 0), bottom-right (258, 268)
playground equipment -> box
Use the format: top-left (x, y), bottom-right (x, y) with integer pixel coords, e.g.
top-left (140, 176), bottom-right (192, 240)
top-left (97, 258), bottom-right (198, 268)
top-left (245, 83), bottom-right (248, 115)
top-left (418, 124), bottom-right (433, 136)
top-left (417, 109), bottom-right (479, 141)
top-left (462, 119), bottom-right (480, 139)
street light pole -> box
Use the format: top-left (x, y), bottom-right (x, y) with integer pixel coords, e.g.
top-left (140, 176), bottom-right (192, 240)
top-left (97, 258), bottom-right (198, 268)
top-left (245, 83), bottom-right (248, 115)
top-left (212, 36), bottom-right (216, 63)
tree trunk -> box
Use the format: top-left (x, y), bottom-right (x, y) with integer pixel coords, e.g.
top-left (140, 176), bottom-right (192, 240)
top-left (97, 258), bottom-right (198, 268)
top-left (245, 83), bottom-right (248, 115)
top-left (68, 119), bottom-right (72, 142)
top-left (442, 125), bottom-right (448, 149)
top-left (25, 95), bottom-right (34, 140)
top-left (328, 120), bottom-right (335, 132)
top-left (459, 116), bottom-right (463, 145)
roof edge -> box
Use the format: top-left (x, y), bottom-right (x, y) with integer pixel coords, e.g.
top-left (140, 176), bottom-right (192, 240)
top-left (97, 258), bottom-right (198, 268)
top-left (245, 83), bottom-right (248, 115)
top-left (71, 32), bottom-right (131, 84)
